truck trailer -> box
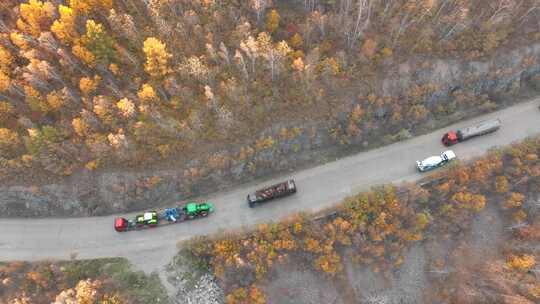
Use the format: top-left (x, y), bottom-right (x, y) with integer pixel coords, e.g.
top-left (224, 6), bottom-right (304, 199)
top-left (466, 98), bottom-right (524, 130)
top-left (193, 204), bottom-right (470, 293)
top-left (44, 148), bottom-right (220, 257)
top-left (114, 202), bottom-right (214, 232)
top-left (442, 118), bottom-right (501, 146)
top-left (247, 179), bottom-right (297, 207)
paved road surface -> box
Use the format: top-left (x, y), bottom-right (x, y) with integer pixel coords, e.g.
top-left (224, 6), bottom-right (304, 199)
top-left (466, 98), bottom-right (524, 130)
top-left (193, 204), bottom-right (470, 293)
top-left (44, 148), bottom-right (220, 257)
top-left (0, 99), bottom-right (539, 272)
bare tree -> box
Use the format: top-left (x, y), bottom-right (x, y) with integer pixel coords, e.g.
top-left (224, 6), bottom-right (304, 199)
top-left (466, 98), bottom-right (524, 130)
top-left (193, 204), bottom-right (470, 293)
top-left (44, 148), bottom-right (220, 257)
top-left (218, 42), bottom-right (230, 66)
top-left (304, 0), bottom-right (319, 12)
top-left (23, 59), bottom-right (63, 90)
top-left (380, 0), bottom-right (395, 22)
top-left (519, 4), bottom-right (540, 25)
top-left (440, 2), bottom-right (471, 41)
top-left (250, 0), bottom-right (271, 23)
top-left (488, 0), bottom-right (520, 24)
top-left (311, 11), bottom-right (328, 37)
top-left (234, 50), bottom-right (249, 79)
top-left (0, 19), bottom-right (8, 33)
top-left (342, 0), bottom-right (373, 49)
top-left (107, 9), bottom-right (139, 42)
top-left (260, 41), bottom-right (291, 81)
top-left (239, 36), bottom-right (258, 75)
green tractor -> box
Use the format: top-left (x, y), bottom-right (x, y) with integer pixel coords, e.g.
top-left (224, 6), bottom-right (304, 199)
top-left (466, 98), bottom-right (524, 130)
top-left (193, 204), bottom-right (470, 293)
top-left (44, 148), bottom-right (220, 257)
top-left (115, 202), bottom-right (214, 232)
top-left (183, 202), bottom-right (213, 219)
top-left (135, 211), bottom-right (158, 227)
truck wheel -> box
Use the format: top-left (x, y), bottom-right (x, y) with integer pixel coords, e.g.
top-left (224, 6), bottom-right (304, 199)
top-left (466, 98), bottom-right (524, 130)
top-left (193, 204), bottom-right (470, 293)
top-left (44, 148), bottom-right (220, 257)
top-left (200, 211), bottom-right (208, 217)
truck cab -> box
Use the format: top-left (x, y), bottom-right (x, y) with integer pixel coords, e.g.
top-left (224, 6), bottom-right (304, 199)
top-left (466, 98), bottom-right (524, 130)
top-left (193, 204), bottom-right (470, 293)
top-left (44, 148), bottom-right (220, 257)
top-left (442, 131), bottom-right (459, 146)
top-left (114, 217), bottom-right (129, 232)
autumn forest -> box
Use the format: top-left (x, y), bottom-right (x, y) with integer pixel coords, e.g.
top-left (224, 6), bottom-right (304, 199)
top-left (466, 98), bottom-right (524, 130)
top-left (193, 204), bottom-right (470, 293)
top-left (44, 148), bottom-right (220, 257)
top-left (1, 0), bottom-right (540, 303)
top-left (1, 0), bottom-right (539, 186)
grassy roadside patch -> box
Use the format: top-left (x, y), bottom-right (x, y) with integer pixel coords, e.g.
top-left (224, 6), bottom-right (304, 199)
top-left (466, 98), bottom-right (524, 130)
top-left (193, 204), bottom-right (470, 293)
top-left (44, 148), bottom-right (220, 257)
top-left (0, 258), bottom-right (168, 304)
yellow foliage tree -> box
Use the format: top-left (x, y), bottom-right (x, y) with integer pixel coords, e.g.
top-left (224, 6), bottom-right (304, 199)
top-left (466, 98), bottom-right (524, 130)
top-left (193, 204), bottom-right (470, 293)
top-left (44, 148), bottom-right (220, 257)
top-left (248, 286), bottom-right (266, 304)
top-left (24, 85), bottom-right (50, 113)
top-left (454, 168), bottom-right (470, 185)
top-left (506, 254), bottom-right (535, 272)
top-left (303, 237), bottom-right (323, 253)
top-left (0, 128), bottom-right (21, 157)
top-left (494, 175), bottom-right (509, 193)
top-left (314, 251), bottom-right (343, 276)
top-left (69, 0), bottom-right (113, 15)
top-left (10, 297), bottom-right (32, 304)
top-left (85, 159), bottom-right (99, 170)
top-left (226, 285), bottom-right (266, 304)
top-left (51, 5), bottom-right (79, 45)
top-left (100, 294), bottom-right (123, 304)
top-left (79, 75), bottom-right (101, 96)
top-left (451, 192), bottom-right (486, 212)
top-left (266, 9), bottom-right (280, 33)
top-left (0, 71), bottom-right (11, 92)
top-left (529, 284), bottom-right (540, 299)
top-left (181, 56), bottom-right (209, 81)
top-left (292, 57), bottom-right (305, 72)
top-left (116, 98), bottom-right (136, 118)
top-left (109, 63), bottom-right (119, 75)
top-left (73, 44), bottom-right (96, 67)
top-left (320, 57), bottom-right (340, 76)
top-left (137, 83), bottom-right (158, 104)
top-left (17, 0), bottom-right (56, 37)
top-left (0, 46), bottom-right (14, 74)
top-left (72, 117), bottom-right (89, 137)
top-left (512, 209), bottom-right (528, 223)
top-left (93, 96), bottom-right (115, 126)
top-left (75, 279), bottom-right (102, 304)
top-left (414, 212), bottom-right (430, 231)
top-left (255, 136), bottom-right (275, 151)
top-left (46, 90), bottom-right (65, 111)
top-left (79, 20), bottom-right (116, 64)
top-left (143, 37), bottom-right (172, 78)
top-left (503, 192), bottom-right (525, 210)
top-left (350, 104), bottom-right (364, 122)
top-left (380, 47), bottom-right (393, 58)
top-left (289, 33), bottom-right (304, 49)
top-left (226, 288), bottom-right (247, 304)
top-left (10, 33), bottom-right (31, 50)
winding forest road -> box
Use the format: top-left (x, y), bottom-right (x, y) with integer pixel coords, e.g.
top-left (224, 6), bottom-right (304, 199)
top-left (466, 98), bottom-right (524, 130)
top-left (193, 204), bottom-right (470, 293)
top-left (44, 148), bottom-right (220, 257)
top-left (0, 99), bottom-right (539, 273)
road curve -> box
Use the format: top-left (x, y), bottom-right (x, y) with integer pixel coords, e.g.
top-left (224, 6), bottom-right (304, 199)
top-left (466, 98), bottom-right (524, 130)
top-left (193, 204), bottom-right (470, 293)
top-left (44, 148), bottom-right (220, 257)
top-left (0, 99), bottom-right (539, 270)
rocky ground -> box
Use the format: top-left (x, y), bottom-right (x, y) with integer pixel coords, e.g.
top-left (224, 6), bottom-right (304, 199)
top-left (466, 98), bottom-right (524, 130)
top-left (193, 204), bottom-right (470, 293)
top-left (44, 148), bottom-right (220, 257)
top-left (166, 249), bottom-right (223, 304)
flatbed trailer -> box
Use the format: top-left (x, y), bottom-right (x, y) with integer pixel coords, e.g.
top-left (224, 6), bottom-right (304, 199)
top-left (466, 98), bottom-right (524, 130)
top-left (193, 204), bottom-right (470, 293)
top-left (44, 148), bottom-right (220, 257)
top-left (247, 179), bottom-right (297, 207)
top-left (114, 202), bottom-right (213, 232)
top-left (442, 118), bottom-right (501, 146)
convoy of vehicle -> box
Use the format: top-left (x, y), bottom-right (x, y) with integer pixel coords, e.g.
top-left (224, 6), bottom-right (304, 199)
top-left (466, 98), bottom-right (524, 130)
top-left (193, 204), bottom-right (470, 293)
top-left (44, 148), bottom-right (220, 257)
top-left (114, 116), bottom-right (507, 231)
top-left (247, 179), bottom-right (297, 208)
top-left (441, 118), bottom-right (501, 146)
top-left (114, 202), bottom-right (214, 232)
